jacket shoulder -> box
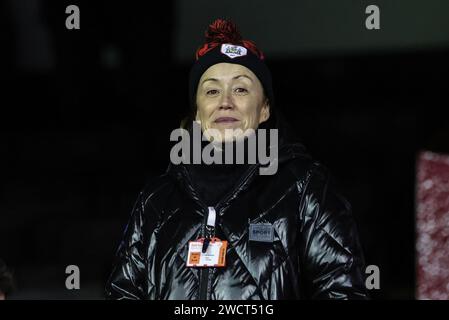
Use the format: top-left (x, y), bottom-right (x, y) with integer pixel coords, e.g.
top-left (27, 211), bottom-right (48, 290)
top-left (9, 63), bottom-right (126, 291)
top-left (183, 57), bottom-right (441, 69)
top-left (136, 172), bottom-right (179, 221)
top-left (278, 142), bottom-right (327, 183)
top-left (140, 173), bottom-right (174, 203)
top-left (282, 154), bottom-right (330, 189)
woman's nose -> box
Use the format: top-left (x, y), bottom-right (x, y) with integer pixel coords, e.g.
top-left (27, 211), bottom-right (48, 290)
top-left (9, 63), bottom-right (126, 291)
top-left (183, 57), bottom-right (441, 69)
top-left (219, 91), bottom-right (234, 110)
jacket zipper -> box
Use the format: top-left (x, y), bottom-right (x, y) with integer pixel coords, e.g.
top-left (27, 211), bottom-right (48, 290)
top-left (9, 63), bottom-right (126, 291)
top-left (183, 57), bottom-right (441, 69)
top-left (199, 206), bottom-right (216, 300)
top-left (181, 164), bottom-right (259, 300)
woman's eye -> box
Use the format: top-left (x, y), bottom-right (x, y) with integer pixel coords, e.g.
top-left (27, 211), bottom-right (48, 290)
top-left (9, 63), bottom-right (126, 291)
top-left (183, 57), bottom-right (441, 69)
top-left (206, 89), bottom-right (219, 95)
top-left (235, 88), bottom-right (248, 94)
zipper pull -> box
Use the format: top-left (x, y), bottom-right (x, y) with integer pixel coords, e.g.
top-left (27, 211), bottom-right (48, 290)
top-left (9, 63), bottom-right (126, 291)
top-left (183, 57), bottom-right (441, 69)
top-left (202, 207), bottom-right (216, 253)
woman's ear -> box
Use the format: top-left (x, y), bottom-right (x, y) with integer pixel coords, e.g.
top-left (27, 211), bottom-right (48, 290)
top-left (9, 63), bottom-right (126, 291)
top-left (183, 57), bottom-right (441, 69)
top-left (259, 99), bottom-right (270, 124)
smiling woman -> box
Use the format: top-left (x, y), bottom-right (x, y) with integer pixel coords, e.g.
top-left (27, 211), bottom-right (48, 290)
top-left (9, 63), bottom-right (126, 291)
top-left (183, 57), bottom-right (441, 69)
top-left (195, 63), bottom-right (270, 141)
top-left (105, 19), bottom-right (368, 300)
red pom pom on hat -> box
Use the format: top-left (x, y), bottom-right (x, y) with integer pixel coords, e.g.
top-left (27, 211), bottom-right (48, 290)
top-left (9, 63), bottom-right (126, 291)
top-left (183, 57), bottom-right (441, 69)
top-left (195, 19), bottom-right (265, 60)
top-left (204, 19), bottom-right (243, 43)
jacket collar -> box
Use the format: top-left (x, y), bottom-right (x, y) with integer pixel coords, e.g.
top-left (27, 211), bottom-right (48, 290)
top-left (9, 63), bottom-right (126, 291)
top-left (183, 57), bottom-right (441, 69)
top-left (166, 140), bottom-right (309, 215)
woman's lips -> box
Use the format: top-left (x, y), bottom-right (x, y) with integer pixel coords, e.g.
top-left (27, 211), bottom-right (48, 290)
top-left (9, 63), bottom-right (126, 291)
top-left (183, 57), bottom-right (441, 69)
top-left (214, 117), bottom-right (239, 123)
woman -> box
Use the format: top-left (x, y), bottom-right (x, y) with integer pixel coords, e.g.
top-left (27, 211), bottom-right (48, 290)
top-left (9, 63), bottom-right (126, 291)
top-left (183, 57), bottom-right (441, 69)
top-left (105, 19), bottom-right (368, 300)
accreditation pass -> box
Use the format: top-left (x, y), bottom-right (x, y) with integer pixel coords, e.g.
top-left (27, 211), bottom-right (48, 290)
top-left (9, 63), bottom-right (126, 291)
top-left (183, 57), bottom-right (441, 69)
top-left (187, 237), bottom-right (227, 267)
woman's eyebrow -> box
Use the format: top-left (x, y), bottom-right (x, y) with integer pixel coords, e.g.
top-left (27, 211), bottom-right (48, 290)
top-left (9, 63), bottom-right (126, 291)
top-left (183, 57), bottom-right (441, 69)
top-left (201, 74), bottom-right (253, 86)
top-left (233, 75), bottom-right (253, 82)
top-left (201, 78), bottom-right (219, 85)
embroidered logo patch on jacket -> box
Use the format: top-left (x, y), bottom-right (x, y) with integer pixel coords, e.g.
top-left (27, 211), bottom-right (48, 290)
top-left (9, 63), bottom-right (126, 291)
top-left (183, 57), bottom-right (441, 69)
top-left (249, 223), bottom-right (274, 242)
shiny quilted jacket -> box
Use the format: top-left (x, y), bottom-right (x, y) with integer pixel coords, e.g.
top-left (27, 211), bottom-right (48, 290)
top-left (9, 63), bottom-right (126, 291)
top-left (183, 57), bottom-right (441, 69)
top-left (105, 142), bottom-right (368, 300)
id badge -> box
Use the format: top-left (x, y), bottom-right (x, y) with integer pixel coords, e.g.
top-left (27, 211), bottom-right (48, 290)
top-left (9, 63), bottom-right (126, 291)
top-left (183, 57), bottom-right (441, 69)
top-left (187, 237), bottom-right (227, 267)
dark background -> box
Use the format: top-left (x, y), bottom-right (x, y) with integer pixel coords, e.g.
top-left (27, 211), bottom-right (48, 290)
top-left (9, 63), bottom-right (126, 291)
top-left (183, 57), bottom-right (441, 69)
top-left (1, 0), bottom-right (448, 299)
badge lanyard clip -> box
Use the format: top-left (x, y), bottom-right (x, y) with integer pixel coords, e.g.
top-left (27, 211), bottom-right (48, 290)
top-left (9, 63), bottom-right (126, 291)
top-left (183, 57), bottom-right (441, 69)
top-left (202, 207), bottom-right (216, 253)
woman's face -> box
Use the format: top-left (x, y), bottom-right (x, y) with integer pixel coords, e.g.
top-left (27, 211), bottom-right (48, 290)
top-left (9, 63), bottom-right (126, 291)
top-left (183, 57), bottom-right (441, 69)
top-left (195, 63), bottom-right (270, 141)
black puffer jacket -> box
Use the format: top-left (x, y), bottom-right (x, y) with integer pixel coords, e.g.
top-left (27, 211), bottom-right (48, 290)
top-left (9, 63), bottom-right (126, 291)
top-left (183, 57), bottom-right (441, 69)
top-left (105, 140), bottom-right (368, 300)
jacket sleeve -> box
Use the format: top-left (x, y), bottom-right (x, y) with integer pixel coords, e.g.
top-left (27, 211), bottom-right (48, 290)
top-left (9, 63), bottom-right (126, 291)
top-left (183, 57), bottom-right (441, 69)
top-left (105, 191), bottom-right (149, 300)
top-left (298, 163), bottom-right (369, 299)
